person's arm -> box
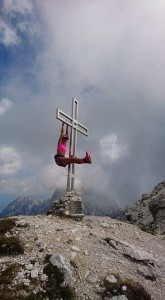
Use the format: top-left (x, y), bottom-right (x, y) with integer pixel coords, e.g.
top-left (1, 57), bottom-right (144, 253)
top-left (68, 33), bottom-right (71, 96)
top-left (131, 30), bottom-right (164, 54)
top-left (66, 124), bottom-right (68, 136)
top-left (61, 122), bottom-right (65, 136)
top-left (58, 122), bottom-right (64, 146)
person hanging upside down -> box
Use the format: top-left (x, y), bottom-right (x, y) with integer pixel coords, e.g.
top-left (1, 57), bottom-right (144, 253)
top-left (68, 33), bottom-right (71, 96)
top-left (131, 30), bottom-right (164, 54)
top-left (54, 122), bottom-right (92, 167)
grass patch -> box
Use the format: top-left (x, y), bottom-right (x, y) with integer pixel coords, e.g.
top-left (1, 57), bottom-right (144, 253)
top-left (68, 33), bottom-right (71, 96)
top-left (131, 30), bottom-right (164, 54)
top-left (43, 260), bottom-right (76, 300)
top-left (0, 263), bottom-right (19, 284)
top-left (0, 264), bottom-right (43, 300)
top-left (0, 255), bottom-right (77, 300)
top-left (0, 234), bottom-right (24, 255)
top-left (0, 218), bottom-right (18, 234)
top-left (16, 293), bottom-right (44, 300)
top-left (0, 263), bottom-right (22, 300)
top-left (103, 273), bottom-right (151, 300)
top-left (0, 217), bottom-right (24, 256)
top-left (120, 277), bottom-right (151, 300)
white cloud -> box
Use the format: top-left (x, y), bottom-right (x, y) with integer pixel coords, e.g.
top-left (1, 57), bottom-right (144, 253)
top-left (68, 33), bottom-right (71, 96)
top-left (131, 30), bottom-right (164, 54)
top-left (100, 134), bottom-right (128, 163)
top-left (0, 146), bottom-right (22, 176)
top-left (0, 20), bottom-right (20, 46)
top-left (1, 1), bottom-right (165, 208)
top-left (78, 163), bottom-right (110, 194)
top-left (0, 98), bottom-right (13, 115)
top-left (0, 0), bottom-right (35, 47)
top-left (2, 0), bottom-right (34, 15)
top-left (37, 163), bottom-right (67, 192)
top-left (0, 160), bottom-right (66, 197)
top-left (37, 0), bottom-right (165, 105)
top-left (16, 21), bottom-right (39, 38)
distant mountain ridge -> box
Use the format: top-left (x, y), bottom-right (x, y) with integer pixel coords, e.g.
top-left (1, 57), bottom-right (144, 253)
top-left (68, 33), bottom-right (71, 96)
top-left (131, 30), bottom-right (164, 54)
top-left (0, 190), bottom-right (124, 219)
top-left (0, 196), bottom-right (53, 218)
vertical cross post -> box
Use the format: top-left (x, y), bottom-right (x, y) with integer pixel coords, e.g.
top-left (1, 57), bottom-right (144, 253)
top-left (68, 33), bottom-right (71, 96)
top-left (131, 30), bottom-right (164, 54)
top-left (71, 99), bottom-right (78, 190)
top-left (56, 98), bottom-right (88, 191)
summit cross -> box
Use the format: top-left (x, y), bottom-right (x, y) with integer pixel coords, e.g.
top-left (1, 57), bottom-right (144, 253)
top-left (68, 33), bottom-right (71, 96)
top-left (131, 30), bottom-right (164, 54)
top-left (56, 98), bottom-right (88, 191)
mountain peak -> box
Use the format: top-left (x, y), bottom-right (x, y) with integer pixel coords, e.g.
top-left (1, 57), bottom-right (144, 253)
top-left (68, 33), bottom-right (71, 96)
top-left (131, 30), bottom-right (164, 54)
top-left (121, 181), bottom-right (165, 234)
top-left (0, 196), bottom-right (52, 218)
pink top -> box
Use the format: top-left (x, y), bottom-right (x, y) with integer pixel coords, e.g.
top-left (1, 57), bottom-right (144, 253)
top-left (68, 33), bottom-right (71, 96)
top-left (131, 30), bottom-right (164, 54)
top-left (57, 144), bottom-right (67, 152)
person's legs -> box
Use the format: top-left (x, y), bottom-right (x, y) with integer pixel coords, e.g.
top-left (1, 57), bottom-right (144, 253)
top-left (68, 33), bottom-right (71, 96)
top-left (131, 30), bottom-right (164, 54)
top-left (60, 152), bottom-right (92, 167)
top-left (60, 157), bottom-right (85, 167)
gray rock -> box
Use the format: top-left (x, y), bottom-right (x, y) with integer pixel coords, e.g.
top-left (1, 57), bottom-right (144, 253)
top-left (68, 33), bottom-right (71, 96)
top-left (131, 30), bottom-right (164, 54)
top-left (22, 278), bottom-right (30, 285)
top-left (36, 240), bottom-right (47, 251)
top-left (100, 222), bottom-right (109, 228)
top-left (70, 251), bottom-right (78, 261)
top-left (40, 274), bottom-right (48, 281)
top-left (86, 273), bottom-right (100, 284)
top-left (49, 254), bottom-right (74, 287)
top-left (84, 270), bottom-right (90, 279)
top-left (84, 250), bottom-right (88, 256)
top-left (24, 282), bottom-right (30, 287)
top-left (105, 274), bottom-right (117, 284)
top-left (137, 265), bottom-right (156, 280)
top-left (95, 286), bottom-right (106, 294)
top-left (17, 272), bottom-right (24, 279)
top-left (71, 246), bottom-right (80, 252)
top-left (15, 221), bottom-right (29, 227)
top-left (142, 193), bottom-right (149, 200)
top-left (111, 296), bottom-right (128, 300)
top-left (25, 264), bottom-right (33, 270)
top-left (122, 286), bottom-right (127, 291)
top-left (149, 196), bottom-right (165, 234)
top-left (31, 269), bottom-right (38, 279)
top-left (106, 238), bottom-right (154, 262)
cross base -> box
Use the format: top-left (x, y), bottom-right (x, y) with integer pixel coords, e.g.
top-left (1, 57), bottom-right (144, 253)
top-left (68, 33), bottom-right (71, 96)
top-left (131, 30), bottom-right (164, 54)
top-left (47, 191), bottom-right (84, 219)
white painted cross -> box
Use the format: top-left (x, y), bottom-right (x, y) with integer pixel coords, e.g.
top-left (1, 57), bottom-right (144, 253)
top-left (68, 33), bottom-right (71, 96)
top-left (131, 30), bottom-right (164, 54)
top-left (56, 98), bottom-right (88, 191)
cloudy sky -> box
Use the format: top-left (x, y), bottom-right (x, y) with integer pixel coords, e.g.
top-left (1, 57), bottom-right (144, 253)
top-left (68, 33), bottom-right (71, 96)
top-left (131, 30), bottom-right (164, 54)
top-left (0, 0), bottom-right (165, 211)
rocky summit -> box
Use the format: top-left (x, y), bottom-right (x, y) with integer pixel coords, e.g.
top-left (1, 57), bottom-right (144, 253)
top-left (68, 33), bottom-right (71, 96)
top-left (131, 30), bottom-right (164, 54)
top-left (0, 214), bottom-right (165, 299)
top-left (121, 181), bottom-right (165, 234)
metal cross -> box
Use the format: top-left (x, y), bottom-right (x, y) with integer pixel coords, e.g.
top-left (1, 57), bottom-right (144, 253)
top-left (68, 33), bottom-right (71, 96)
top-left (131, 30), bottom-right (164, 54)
top-left (56, 98), bottom-right (88, 191)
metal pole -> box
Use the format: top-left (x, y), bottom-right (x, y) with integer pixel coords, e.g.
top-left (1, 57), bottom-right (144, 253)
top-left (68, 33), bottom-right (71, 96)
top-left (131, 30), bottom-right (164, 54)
top-left (67, 127), bottom-right (72, 191)
top-left (71, 98), bottom-right (78, 190)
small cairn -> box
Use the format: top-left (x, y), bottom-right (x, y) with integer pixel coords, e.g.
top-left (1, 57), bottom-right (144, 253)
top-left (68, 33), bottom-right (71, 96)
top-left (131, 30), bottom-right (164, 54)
top-left (47, 191), bottom-right (84, 220)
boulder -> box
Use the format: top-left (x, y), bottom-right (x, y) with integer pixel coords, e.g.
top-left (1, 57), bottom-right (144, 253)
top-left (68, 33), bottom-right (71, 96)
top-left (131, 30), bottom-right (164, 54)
top-left (49, 254), bottom-right (74, 287)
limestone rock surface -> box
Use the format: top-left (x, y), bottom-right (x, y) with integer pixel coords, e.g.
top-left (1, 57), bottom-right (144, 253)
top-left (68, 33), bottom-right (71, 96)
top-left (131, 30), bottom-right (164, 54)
top-left (121, 181), bottom-right (165, 234)
top-left (0, 215), bottom-right (165, 299)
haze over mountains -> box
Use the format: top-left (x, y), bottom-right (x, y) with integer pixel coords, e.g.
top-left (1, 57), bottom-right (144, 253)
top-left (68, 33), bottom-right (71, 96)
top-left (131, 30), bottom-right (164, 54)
top-left (1, 181), bottom-right (165, 234)
top-left (0, 189), bottom-right (123, 219)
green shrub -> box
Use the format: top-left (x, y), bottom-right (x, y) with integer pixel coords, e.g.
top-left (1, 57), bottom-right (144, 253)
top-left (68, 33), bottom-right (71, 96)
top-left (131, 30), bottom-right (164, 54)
top-left (43, 259), bottom-right (76, 300)
top-left (0, 217), bottom-right (24, 256)
top-left (0, 263), bottom-right (19, 284)
top-left (0, 218), bottom-right (18, 234)
top-left (122, 278), bottom-right (151, 300)
top-left (0, 234), bottom-right (24, 255)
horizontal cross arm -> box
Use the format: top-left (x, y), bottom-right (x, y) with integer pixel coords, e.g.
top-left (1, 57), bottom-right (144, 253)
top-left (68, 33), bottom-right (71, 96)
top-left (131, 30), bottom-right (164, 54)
top-left (77, 122), bottom-right (88, 136)
top-left (56, 109), bottom-right (88, 136)
top-left (56, 109), bottom-right (73, 126)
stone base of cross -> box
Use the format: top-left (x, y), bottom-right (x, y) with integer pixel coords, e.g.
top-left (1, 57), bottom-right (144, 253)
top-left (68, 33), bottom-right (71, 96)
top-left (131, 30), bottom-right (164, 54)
top-left (56, 98), bottom-right (88, 191)
top-left (47, 190), bottom-right (84, 219)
